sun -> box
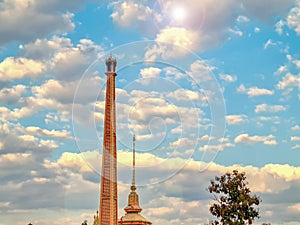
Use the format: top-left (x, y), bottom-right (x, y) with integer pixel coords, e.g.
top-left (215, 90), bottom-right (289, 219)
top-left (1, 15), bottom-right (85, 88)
top-left (171, 6), bottom-right (187, 22)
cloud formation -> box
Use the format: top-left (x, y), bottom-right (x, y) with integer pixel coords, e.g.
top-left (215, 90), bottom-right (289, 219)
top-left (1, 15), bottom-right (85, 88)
top-left (1, 1), bottom-right (300, 225)
top-left (234, 133), bottom-right (277, 145)
top-left (0, 0), bottom-right (78, 45)
top-left (0, 57), bottom-right (45, 82)
top-left (111, 0), bottom-right (153, 27)
top-left (255, 104), bottom-right (286, 113)
top-left (237, 84), bottom-right (274, 97)
top-left (226, 114), bottom-right (247, 125)
top-left (110, 0), bottom-right (296, 55)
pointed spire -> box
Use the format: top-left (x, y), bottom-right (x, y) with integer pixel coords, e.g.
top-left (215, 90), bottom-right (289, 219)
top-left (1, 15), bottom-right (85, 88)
top-left (93, 210), bottom-right (99, 225)
top-left (131, 134), bottom-right (136, 190)
top-left (124, 134), bottom-right (142, 213)
top-left (118, 135), bottom-right (152, 225)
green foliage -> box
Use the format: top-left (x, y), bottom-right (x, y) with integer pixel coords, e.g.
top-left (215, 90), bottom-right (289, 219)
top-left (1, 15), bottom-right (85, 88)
top-left (208, 170), bottom-right (260, 225)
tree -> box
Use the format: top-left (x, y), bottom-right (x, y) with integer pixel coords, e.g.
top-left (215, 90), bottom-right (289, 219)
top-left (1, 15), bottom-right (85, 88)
top-left (208, 170), bottom-right (260, 225)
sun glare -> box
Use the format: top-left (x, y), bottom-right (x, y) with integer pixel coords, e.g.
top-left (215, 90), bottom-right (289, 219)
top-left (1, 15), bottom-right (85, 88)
top-left (171, 6), bottom-right (187, 22)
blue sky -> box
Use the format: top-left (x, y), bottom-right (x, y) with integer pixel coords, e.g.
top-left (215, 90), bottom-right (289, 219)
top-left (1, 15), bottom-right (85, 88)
top-left (1, 0), bottom-right (300, 225)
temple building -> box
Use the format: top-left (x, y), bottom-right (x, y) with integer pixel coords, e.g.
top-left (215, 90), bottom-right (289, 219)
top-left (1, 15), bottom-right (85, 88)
top-left (118, 135), bottom-right (152, 225)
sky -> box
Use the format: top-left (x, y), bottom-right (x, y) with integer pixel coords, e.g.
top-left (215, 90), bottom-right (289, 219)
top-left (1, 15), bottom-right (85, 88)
top-left (1, 0), bottom-right (300, 224)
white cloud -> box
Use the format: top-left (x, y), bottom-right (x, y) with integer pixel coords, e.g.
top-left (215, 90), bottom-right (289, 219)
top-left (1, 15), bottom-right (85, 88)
top-left (140, 67), bottom-right (162, 78)
top-left (169, 138), bottom-right (195, 149)
top-left (199, 137), bottom-right (234, 152)
top-left (2, 143), bottom-right (300, 225)
top-left (0, 0), bottom-right (76, 45)
top-left (127, 97), bottom-right (178, 122)
top-left (254, 27), bottom-right (261, 33)
top-left (292, 125), bottom-right (300, 131)
top-left (277, 72), bottom-right (300, 93)
top-left (111, 0), bottom-right (295, 56)
top-left (113, 88), bottom-right (204, 152)
top-left (255, 104), bottom-right (286, 113)
top-left (0, 36), bottom-right (102, 123)
top-left (288, 203), bottom-right (300, 212)
top-left (1, 1), bottom-right (300, 224)
top-left (287, 54), bottom-right (293, 61)
top-left (292, 144), bottom-right (300, 149)
top-left (248, 87), bottom-right (274, 97)
top-left (57, 151), bottom-right (99, 173)
top-left (198, 135), bottom-right (210, 142)
top-left (19, 36), bottom-right (102, 81)
top-left (162, 66), bottom-right (185, 80)
top-left (226, 114), bottom-right (247, 125)
top-left (234, 133), bottom-right (277, 145)
top-left (259, 116), bottom-right (280, 124)
top-left (19, 134), bottom-right (37, 143)
top-left (50, 38), bottom-right (101, 81)
top-left (275, 65), bottom-right (288, 75)
top-left (14, 73), bottom-right (103, 124)
top-left (276, 20), bottom-right (286, 35)
top-left (25, 126), bottom-right (71, 139)
top-left (0, 153), bottom-right (67, 213)
top-left (237, 84), bottom-right (274, 97)
top-left (0, 57), bottom-right (45, 81)
top-left (228, 28), bottom-right (243, 37)
top-left (0, 106), bottom-right (33, 121)
top-left (2, 129), bottom-right (59, 156)
top-left (0, 121), bottom-right (64, 159)
top-left (166, 89), bottom-right (201, 102)
top-left (287, 1), bottom-right (300, 34)
top-left (110, 0), bottom-right (153, 27)
top-left (0, 85), bottom-right (26, 104)
top-left (188, 60), bottom-right (214, 83)
top-left (39, 140), bottom-right (59, 149)
top-left (151, 27), bottom-right (200, 58)
top-left (293, 59), bottom-right (300, 68)
top-left (20, 36), bottom-right (72, 59)
top-left (32, 77), bottom-right (102, 104)
top-left (237, 15), bottom-right (250, 23)
top-left (142, 0), bottom-right (243, 58)
top-left (199, 142), bottom-right (234, 152)
top-left (264, 39), bottom-right (278, 49)
top-left (148, 206), bottom-right (174, 216)
top-left (219, 74), bottom-right (237, 83)
top-left (143, 195), bottom-right (208, 225)
top-left (291, 136), bottom-right (300, 141)
top-left (262, 163), bottom-right (300, 182)
top-left (205, 163), bottom-right (291, 194)
top-left (242, 0), bottom-right (295, 23)
top-left (154, 0), bottom-right (240, 51)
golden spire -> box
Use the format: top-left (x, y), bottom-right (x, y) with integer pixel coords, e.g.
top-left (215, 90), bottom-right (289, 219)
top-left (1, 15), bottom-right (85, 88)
top-left (124, 135), bottom-right (142, 213)
top-left (93, 210), bottom-right (99, 225)
top-left (118, 135), bottom-right (152, 225)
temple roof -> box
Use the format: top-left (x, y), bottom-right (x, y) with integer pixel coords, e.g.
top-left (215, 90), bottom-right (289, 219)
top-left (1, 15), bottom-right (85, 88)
top-left (120, 213), bottom-right (149, 222)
